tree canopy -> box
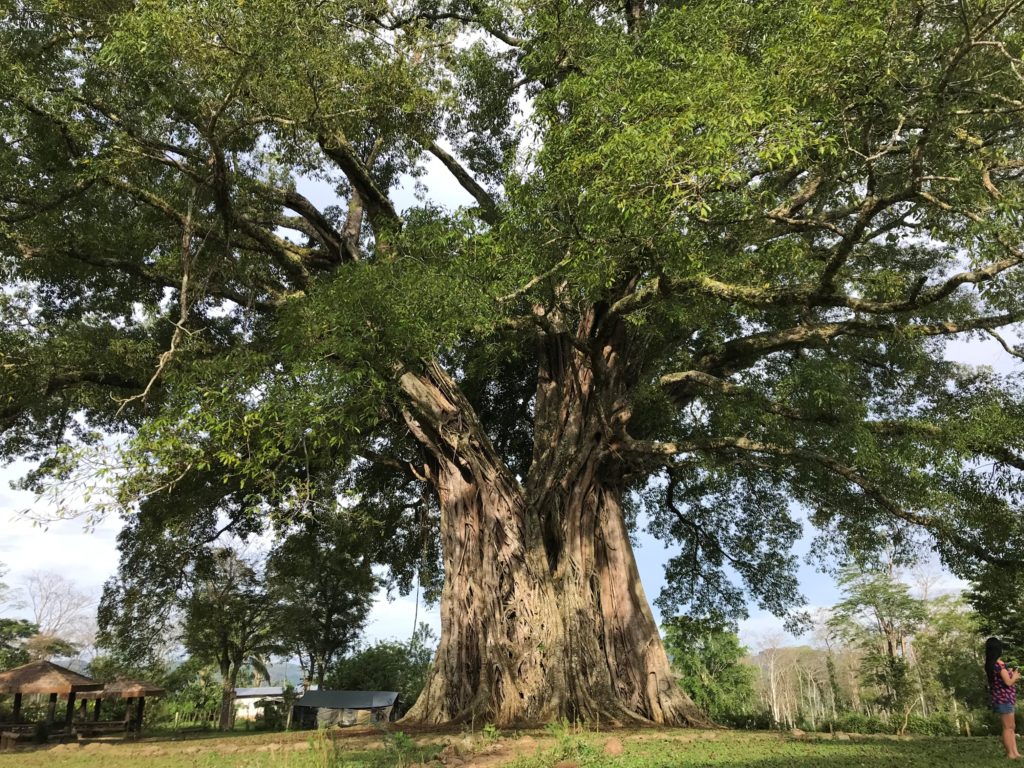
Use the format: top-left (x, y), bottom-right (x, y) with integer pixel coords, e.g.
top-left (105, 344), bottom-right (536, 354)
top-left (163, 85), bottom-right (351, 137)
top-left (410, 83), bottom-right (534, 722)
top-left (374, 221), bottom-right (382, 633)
top-left (3, 0), bottom-right (1024, 725)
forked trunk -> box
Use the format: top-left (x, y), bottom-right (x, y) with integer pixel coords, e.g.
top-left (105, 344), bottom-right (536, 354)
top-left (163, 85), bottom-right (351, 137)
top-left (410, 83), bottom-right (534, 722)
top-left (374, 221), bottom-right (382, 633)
top-left (398, 345), bottom-right (706, 727)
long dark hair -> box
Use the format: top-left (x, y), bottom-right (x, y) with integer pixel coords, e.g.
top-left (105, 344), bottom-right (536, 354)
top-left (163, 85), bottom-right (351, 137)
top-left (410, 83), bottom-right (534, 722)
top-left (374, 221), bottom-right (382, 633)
top-left (986, 636), bottom-right (1004, 687)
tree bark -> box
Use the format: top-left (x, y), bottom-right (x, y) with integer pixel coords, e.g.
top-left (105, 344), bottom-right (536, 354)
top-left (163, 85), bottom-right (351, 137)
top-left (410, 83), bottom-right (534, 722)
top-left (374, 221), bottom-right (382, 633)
top-left (218, 660), bottom-right (237, 731)
top-left (554, 466), bottom-right (703, 724)
top-left (399, 363), bottom-right (566, 724)
top-left (398, 327), bottom-right (706, 726)
top-left (531, 307), bottom-right (703, 725)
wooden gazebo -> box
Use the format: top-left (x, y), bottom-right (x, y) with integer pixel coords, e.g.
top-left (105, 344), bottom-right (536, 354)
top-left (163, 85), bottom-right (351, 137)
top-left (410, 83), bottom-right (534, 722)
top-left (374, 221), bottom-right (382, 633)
top-left (79, 678), bottom-right (165, 734)
top-left (0, 660), bottom-right (103, 730)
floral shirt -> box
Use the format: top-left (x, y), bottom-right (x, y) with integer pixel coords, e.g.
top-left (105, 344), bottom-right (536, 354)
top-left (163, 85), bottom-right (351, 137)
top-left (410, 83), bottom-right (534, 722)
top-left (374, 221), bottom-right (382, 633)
top-left (992, 660), bottom-right (1017, 707)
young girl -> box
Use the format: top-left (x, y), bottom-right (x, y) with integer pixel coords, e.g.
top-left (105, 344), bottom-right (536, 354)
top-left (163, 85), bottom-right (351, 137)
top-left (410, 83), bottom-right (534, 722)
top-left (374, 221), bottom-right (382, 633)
top-left (987, 636), bottom-right (1022, 760)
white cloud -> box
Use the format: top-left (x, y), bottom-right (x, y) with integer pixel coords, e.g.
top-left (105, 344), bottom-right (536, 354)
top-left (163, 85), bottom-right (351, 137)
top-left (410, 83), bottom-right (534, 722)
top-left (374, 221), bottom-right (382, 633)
top-left (361, 590), bottom-right (441, 647)
top-left (1, 466), bottom-right (120, 613)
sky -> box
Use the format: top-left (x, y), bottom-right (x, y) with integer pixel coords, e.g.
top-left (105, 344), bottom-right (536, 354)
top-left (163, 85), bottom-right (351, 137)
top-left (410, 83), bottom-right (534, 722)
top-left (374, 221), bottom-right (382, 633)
top-left (1, 147), bottom-right (1021, 661)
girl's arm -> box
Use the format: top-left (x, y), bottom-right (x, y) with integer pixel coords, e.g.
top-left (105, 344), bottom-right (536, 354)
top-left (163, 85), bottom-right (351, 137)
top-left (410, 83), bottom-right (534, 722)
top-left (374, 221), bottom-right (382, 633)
top-left (1000, 666), bottom-right (1020, 686)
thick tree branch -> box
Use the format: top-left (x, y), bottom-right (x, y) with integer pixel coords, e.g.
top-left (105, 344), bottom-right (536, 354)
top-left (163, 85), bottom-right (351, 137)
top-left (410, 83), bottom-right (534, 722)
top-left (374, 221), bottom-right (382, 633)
top-left (377, 8), bottom-right (524, 48)
top-left (1, 370), bottom-right (142, 434)
top-left (695, 312), bottom-right (1021, 379)
top-left (614, 233), bottom-right (1024, 319)
top-left (658, 369), bottom-right (809, 422)
top-left (280, 189), bottom-right (351, 264)
top-left (70, 97), bottom-right (353, 269)
top-left (317, 134), bottom-right (401, 235)
top-left (428, 141), bottom-right (500, 225)
top-left (104, 176), bottom-right (313, 293)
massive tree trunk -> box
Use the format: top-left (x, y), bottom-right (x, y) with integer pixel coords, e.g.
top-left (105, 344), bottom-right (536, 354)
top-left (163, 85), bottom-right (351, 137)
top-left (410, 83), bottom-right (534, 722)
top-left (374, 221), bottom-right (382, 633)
top-left (554, 465), bottom-right (702, 725)
top-left (398, 308), bottom-right (707, 727)
top-left (530, 306), bottom-right (702, 725)
top-left (399, 363), bottom-right (567, 724)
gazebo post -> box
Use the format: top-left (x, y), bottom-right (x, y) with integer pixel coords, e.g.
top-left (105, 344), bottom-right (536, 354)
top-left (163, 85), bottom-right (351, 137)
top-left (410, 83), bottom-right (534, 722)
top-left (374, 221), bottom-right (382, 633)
top-left (12, 693), bottom-right (22, 723)
top-left (135, 698), bottom-right (146, 734)
top-left (79, 698), bottom-right (88, 717)
top-left (93, 698), bottom-right (102, 721)
top-left (46, 692), bottom-right (58, 724)
top-left (125, 696), bottom-right (134, 730)
top-left (64, 691), bottom-right (77, 731)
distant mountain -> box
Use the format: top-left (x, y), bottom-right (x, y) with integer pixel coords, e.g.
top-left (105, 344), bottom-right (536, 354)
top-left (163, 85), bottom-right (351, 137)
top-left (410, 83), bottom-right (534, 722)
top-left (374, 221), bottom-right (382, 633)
top-left (265, 660), bottom-right (304, 686)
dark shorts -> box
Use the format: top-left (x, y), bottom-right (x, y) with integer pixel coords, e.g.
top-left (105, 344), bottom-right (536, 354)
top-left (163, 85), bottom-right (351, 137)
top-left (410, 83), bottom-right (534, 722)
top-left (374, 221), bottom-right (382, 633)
top-left (994, 702), bottom-right (1016, 715)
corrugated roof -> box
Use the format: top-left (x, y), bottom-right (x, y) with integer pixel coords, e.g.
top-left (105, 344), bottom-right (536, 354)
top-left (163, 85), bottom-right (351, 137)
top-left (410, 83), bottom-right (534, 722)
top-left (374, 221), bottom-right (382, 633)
top-left (0, 660), bottom-right (104, 694)
top-left (235, 686), bottom-right (285, 698)
top-left (295, 690), bottom-right (398, 710)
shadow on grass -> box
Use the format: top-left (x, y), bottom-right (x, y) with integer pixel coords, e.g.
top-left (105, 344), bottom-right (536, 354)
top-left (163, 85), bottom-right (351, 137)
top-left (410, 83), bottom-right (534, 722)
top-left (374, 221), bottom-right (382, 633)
top-left (510, 733), bottom-right (1012, 768)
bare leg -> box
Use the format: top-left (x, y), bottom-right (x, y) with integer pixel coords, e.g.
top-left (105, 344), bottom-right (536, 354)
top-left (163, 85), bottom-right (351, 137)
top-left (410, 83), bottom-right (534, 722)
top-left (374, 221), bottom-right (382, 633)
top-left (1002, 712), bottom-right (1020, 759)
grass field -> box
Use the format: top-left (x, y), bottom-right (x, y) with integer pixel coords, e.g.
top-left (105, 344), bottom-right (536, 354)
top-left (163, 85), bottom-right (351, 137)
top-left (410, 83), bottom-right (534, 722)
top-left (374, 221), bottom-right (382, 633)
top-left (0, 726), bottom-right (1016, 767)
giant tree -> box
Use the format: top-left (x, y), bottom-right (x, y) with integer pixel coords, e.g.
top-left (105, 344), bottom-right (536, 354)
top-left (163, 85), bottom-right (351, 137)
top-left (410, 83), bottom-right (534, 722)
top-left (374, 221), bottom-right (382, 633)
top-left (3, 0), bottom-right (1024, 726)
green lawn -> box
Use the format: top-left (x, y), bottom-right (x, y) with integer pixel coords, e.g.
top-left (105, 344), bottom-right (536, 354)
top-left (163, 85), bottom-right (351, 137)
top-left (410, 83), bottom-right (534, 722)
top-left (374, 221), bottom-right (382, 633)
top-left (512, 730), bottom-right (1014, 768)
top-left (0, 728), bottom-right (1015, 767)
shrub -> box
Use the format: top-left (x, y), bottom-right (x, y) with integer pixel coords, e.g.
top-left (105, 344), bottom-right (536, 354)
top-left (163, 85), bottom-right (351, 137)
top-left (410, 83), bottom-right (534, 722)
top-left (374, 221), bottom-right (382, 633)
top-left (904, 712), bottom-right (959, 737)
top-left (716, 711), bottom-right (773, 730)
top-left (821, 712), bottom-right (889, 734)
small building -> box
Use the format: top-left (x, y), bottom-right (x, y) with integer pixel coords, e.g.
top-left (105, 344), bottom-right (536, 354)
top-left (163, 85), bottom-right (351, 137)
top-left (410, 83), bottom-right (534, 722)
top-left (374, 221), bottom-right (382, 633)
top-left (234, 686), bottom-right (287, 721)
top-left (293, 690), bottom-right (398, 728)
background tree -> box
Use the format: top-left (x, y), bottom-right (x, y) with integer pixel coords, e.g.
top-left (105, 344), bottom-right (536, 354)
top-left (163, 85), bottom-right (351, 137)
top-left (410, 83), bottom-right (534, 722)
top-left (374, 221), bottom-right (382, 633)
top-left (827, 565), bottom-right (928, 730)
top-left (3, 0), bottom-right (1024, 726)
top-left (21, 570), bottom-right (96, 662)
top-left (0, 564), bottom-right (33, 670)
top-left (968, 564), bottom-right (1024, 652)
top-left (23, 571), bottom-right (94, 639)
top-left (182, 548), bottom-right (277, 731)
top-left (21, 633), bottom-right (79, 661)
top-left (913, 595), bottom-right (987, 724)
top-left (0, 618), bottom-right (37, 671)
top-left (267, 514), bottom-right (377, 688)
top-left (95, 483), bottom-right (264, 671)
top-left (327, 624), bottom-right (437, 719)
top-left (737, 569), bottom-right (996, 736)
top-left (0, 565), bottom-right (17, 613)
top-left (662, 616), bottom-right (756, 720)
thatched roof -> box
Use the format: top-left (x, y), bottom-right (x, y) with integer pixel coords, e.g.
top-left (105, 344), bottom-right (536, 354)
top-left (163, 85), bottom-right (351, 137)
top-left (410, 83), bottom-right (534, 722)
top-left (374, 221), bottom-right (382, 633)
top-left (0, 660), bottom-right (103, 695)
top-left (80, 678), bottom-right (165, 699)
